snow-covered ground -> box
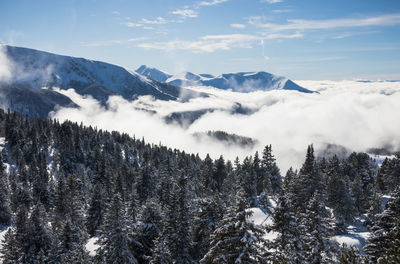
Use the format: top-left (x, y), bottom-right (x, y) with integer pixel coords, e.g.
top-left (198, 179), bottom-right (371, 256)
top-left (332, 216), bottom-right (370, 250)
top-left (248, 204), bottom-right (371, 251)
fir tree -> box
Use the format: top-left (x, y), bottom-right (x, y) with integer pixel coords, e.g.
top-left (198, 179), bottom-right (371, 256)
top-left (200, 188), bottom-right (267, 264)
top-left (0, 158), bottom-right (12, 226)
top-left (364, 187), bottom-right (400, 262)
top-left (96, 193), bottom-right (138, 264)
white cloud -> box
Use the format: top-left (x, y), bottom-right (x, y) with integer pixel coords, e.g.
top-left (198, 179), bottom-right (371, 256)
top-left (137, 34), bottom-right (259, 53)
top-left (261, 0), bottom-right (283, 3)
top-left (123, 22), bottom-right (143, 28)
top-left (0, 44), bottom-right (13, 82)
top-left (80, 37), bottom-right (147, 47)
top-left (230, 23), bottom-right (247, 29)
top-left (250, 13), bottom-right (400, 31)
top-left (262, 31), bottom-right (303, 39)
top-left (136, 33), bottom-right (300, 53)
top-left (196, 0), bottom-right (228, 7)
top-left (112, 11), bottom-right (120, 15)
top-left (170, 9), bottom-right (198, 19)
top-left (272, 9), bottom-right (292, 13)
top-left (140, 17), bottom-right (168, 25)
top-left (51, 80), bottom-right (400, 172)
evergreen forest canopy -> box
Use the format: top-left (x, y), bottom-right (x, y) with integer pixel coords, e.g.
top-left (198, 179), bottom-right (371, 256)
top-left (0, 109), bottom-right (399, 263)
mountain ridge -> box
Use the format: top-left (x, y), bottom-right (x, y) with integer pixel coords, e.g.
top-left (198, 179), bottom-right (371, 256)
top-left (135, 65), bottom-right (314, 93)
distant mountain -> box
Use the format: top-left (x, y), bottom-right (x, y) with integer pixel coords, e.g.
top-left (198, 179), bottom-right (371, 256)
top-left (168, 71), bottom-right (314, 93)
top-left (0, 45), bottom-right (206, 116)
top-left (136, 65), bottom-right (172, 83)
top-left (136, 65), bottom-right (314, 93)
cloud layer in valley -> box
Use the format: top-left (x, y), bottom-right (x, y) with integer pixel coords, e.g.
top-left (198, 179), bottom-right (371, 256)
top-left (50, 80), bottom-right (400, 172)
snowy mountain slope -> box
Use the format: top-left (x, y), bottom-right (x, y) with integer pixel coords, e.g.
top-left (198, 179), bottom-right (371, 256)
top-left (135, 65), bottom-right (172, 83)
top-left (2, 45), bottom-right (201, 102)
top-left (169, 71), bottom-right (314, 93)
top-left (0, 84), bottom-right (77, 118)
top-left (136, 65), bottom-right (314, 93)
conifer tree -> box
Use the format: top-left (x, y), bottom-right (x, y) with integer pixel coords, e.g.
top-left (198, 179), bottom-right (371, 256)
top-left (0, 158), bottom-right (12, 226)
top-left (303, 191), bottom-right (336, 263)
top-left (364, 187), bottom-right (400, 262)
top-left (96, 193), bottom-right (138, 264)
top-left (261, 145), bottom-right (282, 195)
top-left (200, 188), bottom-right (267, 264)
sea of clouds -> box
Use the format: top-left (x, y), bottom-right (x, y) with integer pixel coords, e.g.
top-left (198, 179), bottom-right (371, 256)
top-left (50, 80), bottom-right (400, 172)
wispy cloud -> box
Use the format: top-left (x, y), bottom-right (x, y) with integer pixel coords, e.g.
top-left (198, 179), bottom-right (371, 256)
top-left (141, 17), bottom-right (168, 25)
top-left (137, 34), bottom-right (259, 53)
top-left (80, 37), bottom-right (147, 47)
top-left (123, 16), bottom-right (168, 29)
top-left (170, 9), bottom-right (198, 19)
top-left (249, 13), bottom-right (400, 31)
top-left (272, 9), bottom-right (292, 13)
top-left (261, 0), bottom-right (283, 3)
top-left (136, 32), bottom-right (305, 53)
top-left (230, 23), bottom-right (246, 29)
top-left (196, 0), bottom-right (228, 7)
top-left (124, 22), bottom-right (143, 28)
top-left (261, 31), bottom-right (303, 39)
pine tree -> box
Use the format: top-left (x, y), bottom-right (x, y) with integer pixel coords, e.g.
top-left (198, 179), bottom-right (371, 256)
top-left (261, 145), bottom-right (282, 195)
top-left (213, 155), bottom-right (227, 192)
top-left (364, 187), bottom-right (400, 262)
top-left (87, 182), bottom-right (105, 236)
top-left (96, 193), bottom-right (138, 264)
top-left (191, 197), bottom-right (223, 261)
top-left (0, 158), bottom-right (12, 226)
top-left (303, 191), bottom-right (336, 263)
top-left (136, 198), bottom-right (162, 263)
top-left (200, 188), bottom-right (267, 264)
top-left (326, 156), bottom-right (355, 226)
top-left (271, 190), bottom-right (306, 263)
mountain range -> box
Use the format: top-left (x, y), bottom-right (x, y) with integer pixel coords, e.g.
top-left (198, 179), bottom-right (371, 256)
top-left (0, 45), bottom-right (313, 118)
top-left (136, 65), bottom-right (314, 93)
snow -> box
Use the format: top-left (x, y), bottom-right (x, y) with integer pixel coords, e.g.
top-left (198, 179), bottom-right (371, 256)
top-left (368, 153), bottom-right (395, 166)
top-left (0, 227), bottom-right (10, 263)
top-left (0, 137), bottom-right (4, 151)
top-left (85, 237), bottom-right (100, 256)
top-left (331, 216), bottom-right (370, 251)
top-left (248, 208), bottom-right (269, 226)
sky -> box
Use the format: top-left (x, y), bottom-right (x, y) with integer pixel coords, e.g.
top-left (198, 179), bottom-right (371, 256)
top-left (1, 0), bottom-right (400, 80)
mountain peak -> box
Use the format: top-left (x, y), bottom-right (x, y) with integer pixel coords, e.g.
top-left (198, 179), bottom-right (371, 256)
top-left (135, 65), bottom-right (172, 83)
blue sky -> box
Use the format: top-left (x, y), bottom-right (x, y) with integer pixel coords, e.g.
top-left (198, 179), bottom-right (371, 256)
top-left (1, 0), bottom-right (400, 80)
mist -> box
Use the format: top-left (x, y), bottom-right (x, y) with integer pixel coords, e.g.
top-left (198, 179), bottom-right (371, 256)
top-left (50, 80), bottom-right (400, 172)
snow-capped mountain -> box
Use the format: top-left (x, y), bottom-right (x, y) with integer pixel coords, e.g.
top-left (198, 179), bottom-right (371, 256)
top-left (136, 65), bottom-right (172, 83)
top-left (136, 65), bottom-right (314, 93)
top-left (0, 45), bottom-right (207, 117)
top-left (2, 45), bottom-right (201, 101)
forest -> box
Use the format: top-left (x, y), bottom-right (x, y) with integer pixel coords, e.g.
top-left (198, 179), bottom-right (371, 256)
top-left (0, 108), bottom-right (399, 263)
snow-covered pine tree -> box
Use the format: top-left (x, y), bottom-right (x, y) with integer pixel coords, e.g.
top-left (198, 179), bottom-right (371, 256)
top-left (200, 188), bottom-right (267, 264)
top-left (303, 191), bottom-right (336, 263)
top-left (190, 196), bottom-right (224, 261)
top-left (364, 187), bottom-right (400, 262)
top-left (0, 157), bottom-right (12, 226)
top-left (271, 190), bottom-right (306, 263)
top-left (261, 145), bottom-right (282, 195)
top-left (96, 192), bottom-right (138, 264)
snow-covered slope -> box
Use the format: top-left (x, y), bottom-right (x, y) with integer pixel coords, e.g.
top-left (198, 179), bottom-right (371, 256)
top-left (2, 45), bottom-right (195, 101)
top-left (167, 70), bottom-right (314, 93)
top-left (136, 65), bottom-right (314, 93)
top-left (135, 65), bottom-right (172, 83)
